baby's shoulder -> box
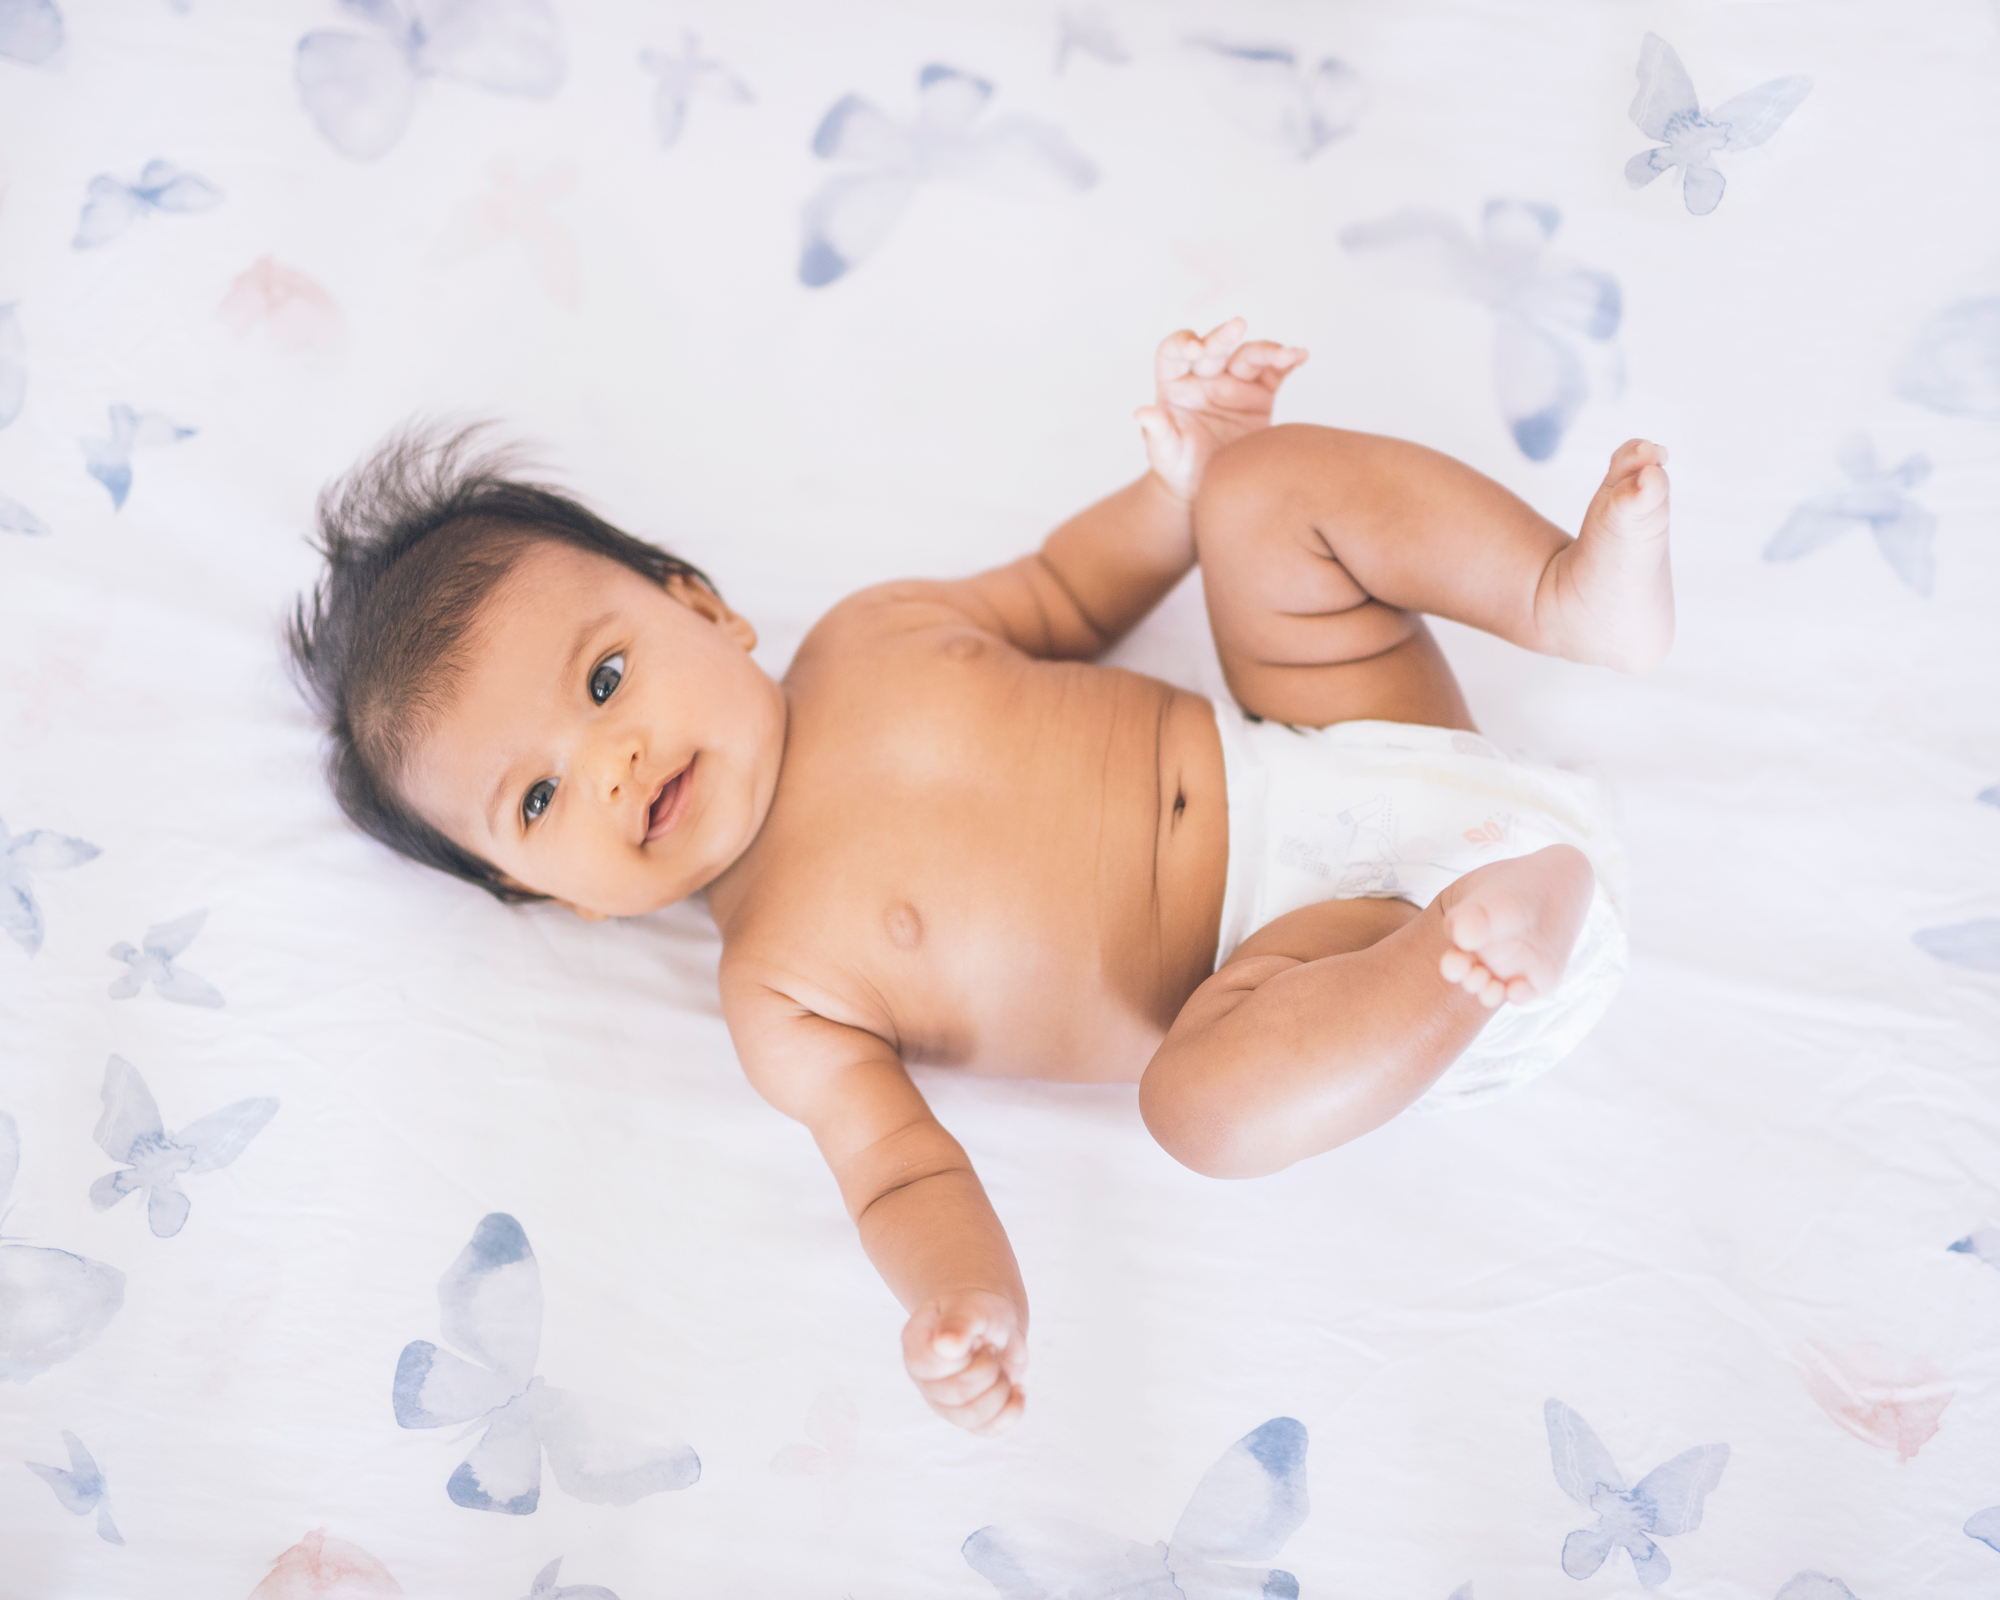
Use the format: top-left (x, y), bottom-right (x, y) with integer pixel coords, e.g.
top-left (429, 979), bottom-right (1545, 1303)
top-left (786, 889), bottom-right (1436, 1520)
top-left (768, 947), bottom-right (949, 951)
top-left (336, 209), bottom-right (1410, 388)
top-left (791, 580), bottom-right (1015, 678)
top-left (715, 913), bottom-right (892, 1057)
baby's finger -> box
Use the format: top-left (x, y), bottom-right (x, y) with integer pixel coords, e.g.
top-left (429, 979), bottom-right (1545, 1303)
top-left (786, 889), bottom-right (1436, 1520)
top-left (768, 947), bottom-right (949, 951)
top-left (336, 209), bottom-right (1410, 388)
top-left (924, 1352), bottom-right (1008, 1416)
top-left (1192, 316), bottom-right (1248, 376)
top-left (1227, 340), bottom-right (1306, 379)
top-left (1154, 328), bottom-right (1203, 382)
top-left (903, 1311), bottom-right (974, 1380)
top-left (940, 1373), bottom-right (1021, 1436)
top-left (1134, 405), bottom-right (1179, 449)
top-left (1611, 437), bottom-right (1668, 470)
top-left (999, 1337), bottom-right (1030, 1383)
top-left (965, 1384), bottom-right (1026, 1438)
top-left (1439, 948), bottom-right (1473, 984)
top-left (931, 1314), bottom-right (986, 1363)
top-left (1631, 462), bottom-right (1669, 510)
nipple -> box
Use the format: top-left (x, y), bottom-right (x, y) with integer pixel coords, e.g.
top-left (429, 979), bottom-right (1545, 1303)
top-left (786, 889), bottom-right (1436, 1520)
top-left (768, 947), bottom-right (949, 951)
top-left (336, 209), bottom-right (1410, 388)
top-left (885, 902), bottom-right (923, 951)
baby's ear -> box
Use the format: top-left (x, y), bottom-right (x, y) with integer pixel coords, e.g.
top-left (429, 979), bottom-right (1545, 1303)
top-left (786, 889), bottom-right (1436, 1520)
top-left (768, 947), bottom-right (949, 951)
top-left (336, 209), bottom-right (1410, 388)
top-left (665, 573), bottom-right (758, 653)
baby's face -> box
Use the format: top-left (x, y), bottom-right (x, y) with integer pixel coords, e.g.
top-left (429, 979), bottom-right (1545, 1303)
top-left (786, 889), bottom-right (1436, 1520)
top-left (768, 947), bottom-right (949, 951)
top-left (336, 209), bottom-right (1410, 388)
top-left (403, 541), bottom-right (786, 918)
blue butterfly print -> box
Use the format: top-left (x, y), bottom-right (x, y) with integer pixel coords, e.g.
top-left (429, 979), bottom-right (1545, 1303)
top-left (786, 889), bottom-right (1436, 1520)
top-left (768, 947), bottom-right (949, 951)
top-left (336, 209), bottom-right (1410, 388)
top-left (89, 1056), bottom-right (277, 1239)
top-left (1055, 7), bottom-right (1129, 74)
top-left (81, 403), bottom-right (196, 510)
top-left (107, 907), bottom-right (224, 1006)
top-left (393, 1213), bottom-right (700, 1514)
top-left (1774, 1575), bottom-right (1858, 1600)
top-left (1949, 1228), bottom-right (2000, 1269)
top-left (800, 64), bottom-right (1099, 288)
top-left (1914, 788), bottom-right (2000, 970)
top-left (1184, 35), bottom-right (1367, 159)
top-left (1544, 1399), bottom-right (1728, 1587)
top-left (639, 33), bottom-right (750, 150)
top-left (1917, 920), bottom-right (2000, 971)
top-left (1447, 1588), bottom-right (1473, 1600)
top-left (0, 302), bottom-right (24, 429)
top-left (71, 160), bottom-right (223, 249)
top-left (1626, 33), bottom-right (1810, 216)
top-left (295, 0), bottom-right (565, 162)
top-left (2, 814), bottom-right (100, 955)
top-left (964, 1416), bottom-right (1308, 1598)
top-left (25, 1430), bottom-right (122, 1544)
top-left (1898, 298), bottom-right (2000, 418)
top-left (1969, 1506), bottom-right (2000, 1552)
top-left (1765, 435), bottom-right (1936, 595)
top-left (1341, 200), bottom-right (1621, 460)
top-left (0, 493), bottom-right (49, 536)
top-left (522, 1558), bottom-right (619, 1600)
top-left (0, 0), bottom-right (63, 66)
top-left (0, 1112), bottom-right (127, 1383)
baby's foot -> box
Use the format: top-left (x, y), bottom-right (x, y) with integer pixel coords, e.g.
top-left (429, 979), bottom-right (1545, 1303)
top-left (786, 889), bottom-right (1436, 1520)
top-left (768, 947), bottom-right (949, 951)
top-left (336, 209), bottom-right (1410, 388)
top-left (1438, 845), bottom-right (1595, 1009)
top-left (1536, 439), bottom-right (1675, 673)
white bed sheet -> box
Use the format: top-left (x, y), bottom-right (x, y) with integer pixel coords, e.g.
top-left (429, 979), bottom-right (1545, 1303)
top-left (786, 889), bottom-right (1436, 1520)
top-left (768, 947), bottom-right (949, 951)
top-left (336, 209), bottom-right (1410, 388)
top-left (3, 2), bottom-right (1998, 1596)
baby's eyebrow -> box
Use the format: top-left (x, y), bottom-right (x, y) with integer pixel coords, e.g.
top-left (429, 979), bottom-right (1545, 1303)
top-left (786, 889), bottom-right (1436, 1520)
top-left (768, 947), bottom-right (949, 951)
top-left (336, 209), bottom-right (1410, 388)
top-left (484, 763), bottom-right (517, 840)
top-left (563, 610), bottom-right (620, 682)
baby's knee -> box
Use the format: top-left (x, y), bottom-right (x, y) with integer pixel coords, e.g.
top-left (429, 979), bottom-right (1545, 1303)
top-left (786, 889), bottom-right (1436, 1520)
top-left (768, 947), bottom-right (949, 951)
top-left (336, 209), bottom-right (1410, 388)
top-left (1138, 1053), bottom-right (1275, 1181)
top-left (1194, 425), bottom-right (1354, 551)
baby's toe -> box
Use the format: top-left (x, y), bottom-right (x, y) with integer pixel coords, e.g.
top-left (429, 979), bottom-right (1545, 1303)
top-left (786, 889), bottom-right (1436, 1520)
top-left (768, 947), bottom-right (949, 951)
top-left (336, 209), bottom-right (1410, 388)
top-left (1454, 959), bottom-right (1495, 998)
top-left (1444, 900), bottom-right (1493, 952)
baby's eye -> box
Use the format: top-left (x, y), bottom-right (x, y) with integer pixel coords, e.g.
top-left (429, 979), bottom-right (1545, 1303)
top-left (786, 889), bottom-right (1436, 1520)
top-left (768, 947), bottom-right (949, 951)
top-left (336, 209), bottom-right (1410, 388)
top-left (523, 779), bottom-right (557, 824)
top-left (589, 652), bottom-right (625, 706)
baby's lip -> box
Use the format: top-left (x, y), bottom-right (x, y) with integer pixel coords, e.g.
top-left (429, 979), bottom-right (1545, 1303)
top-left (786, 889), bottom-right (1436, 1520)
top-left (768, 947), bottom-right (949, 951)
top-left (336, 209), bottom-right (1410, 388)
top-left (645, 760), bottom-right (693, 841)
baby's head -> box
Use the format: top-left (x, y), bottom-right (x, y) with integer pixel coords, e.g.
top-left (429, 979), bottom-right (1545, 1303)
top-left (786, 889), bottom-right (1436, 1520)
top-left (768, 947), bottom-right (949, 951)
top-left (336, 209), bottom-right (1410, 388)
top-left (288, 425), bottom-right (786, 918)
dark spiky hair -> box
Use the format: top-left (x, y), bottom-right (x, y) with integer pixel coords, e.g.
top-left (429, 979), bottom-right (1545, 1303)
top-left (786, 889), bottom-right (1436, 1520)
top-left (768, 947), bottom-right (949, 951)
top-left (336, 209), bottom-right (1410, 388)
top-left (286, 422), bottom-right (714, 903)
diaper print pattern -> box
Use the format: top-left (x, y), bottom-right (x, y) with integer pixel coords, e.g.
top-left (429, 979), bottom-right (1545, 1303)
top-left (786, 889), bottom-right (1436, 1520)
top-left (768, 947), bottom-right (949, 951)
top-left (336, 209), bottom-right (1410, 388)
top-left (1276, 793), bottom-right (1406, 897)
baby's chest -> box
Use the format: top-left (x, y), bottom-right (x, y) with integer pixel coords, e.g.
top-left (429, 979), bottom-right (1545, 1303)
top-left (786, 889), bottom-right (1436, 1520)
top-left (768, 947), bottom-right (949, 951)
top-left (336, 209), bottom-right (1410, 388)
top-left (740, 683), bottom-right (1188, 1071)
top-left (756, 781), bottom-right (1124, 1061)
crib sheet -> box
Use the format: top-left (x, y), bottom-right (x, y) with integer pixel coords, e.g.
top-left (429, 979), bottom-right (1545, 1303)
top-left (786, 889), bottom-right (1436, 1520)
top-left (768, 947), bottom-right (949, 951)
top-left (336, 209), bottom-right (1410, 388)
top-left (3, 2), bottom-right (1998, 1596)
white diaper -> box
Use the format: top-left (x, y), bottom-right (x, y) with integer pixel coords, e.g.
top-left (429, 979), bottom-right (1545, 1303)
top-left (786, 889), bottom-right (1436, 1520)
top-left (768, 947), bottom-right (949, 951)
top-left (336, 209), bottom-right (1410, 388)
top-left (1210, 698), bottom-right (1629, 1110)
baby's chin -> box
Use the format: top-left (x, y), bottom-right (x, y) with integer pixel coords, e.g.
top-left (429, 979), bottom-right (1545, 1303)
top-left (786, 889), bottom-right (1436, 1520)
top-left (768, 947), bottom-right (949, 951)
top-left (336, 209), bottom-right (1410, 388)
top-left (554, 873), bottom-right (705, 921)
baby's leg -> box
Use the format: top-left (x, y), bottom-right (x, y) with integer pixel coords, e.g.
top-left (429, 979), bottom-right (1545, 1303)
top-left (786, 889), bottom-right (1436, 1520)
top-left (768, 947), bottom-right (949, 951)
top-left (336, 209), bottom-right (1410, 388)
top-left (1195, 424), bottom-right (1672, 729)
top-left (1139, 845), bottom-right (1594, 1179)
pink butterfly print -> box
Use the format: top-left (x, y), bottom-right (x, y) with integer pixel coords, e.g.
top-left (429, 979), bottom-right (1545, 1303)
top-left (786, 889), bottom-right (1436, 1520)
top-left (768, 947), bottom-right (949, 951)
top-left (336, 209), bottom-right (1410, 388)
top-left (1793, 1340), bottom-right (1953, 1461)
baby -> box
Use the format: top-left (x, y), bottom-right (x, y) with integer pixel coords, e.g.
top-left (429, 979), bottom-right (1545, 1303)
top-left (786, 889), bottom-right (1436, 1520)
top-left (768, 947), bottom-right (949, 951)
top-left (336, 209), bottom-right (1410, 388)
top-left (289, 320), bottom-right (1672, 1439)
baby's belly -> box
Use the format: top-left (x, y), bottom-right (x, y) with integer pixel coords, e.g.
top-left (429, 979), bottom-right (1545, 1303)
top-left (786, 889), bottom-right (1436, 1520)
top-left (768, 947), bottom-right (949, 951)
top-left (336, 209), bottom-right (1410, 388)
top-left (758, 668), bottom-right (1229, 1084)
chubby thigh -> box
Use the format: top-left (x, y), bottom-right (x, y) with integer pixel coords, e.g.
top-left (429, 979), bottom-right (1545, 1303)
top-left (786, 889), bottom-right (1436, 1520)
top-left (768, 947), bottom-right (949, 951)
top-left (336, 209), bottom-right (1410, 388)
top-left (1224, 710), bottom-right (1629, 1097)
top-left (1136, 707), bottom-right (1632, 1175)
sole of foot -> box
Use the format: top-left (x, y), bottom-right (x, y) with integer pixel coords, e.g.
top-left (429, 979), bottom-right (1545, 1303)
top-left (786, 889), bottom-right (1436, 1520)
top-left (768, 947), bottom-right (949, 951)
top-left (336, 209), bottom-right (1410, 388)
top-left (1539, 438), bottom-right (1676, 673)
top-left (1438, 844), bottom-right (1595, 1008)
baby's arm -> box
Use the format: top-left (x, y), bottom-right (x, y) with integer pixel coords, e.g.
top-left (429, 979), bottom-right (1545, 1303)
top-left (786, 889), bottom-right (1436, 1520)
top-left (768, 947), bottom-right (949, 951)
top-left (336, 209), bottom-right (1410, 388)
top-left (723, 981), bottom-right (1028, 1435)
top-left (920, 319), bottom-right (1308, 659)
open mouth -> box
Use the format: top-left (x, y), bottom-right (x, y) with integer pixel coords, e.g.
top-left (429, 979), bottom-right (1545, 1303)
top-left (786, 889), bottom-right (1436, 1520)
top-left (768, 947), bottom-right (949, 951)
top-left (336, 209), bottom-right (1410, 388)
top-left (645, 759), bottom-right (694, 841)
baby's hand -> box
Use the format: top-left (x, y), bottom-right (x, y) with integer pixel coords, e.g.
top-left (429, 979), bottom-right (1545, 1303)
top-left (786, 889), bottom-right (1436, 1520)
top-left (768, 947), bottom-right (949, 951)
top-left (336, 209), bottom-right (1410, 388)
top-left (1135, 317), bottom-right (1308, 502)
top-left (902, 1289), bottom-right (1027, 1437)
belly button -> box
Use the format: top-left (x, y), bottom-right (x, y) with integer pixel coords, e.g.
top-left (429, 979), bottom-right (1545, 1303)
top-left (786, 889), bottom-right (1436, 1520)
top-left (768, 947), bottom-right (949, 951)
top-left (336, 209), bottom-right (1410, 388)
top-left (886, 902), bottom-right (924, 950)
top-left (944, 634), bottom-right (982, 660)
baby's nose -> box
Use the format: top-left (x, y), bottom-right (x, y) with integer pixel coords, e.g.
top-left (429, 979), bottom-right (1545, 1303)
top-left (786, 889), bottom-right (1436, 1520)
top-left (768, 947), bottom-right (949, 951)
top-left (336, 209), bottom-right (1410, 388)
top-left (587, 736), bottom-right (642, 802)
